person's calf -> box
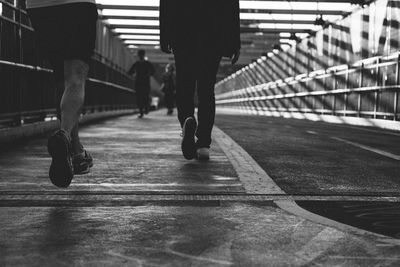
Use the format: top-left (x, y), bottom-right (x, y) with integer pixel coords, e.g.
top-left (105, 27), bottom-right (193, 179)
top-left (71, 123), bottom-right (84, 155)
top-left (60, 59), bottom-right (88, 134)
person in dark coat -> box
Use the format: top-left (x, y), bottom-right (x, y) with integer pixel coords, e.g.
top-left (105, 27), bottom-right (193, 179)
top-left (159, 0), bottom-right (241, 160)
top-left (161, 63), bottom-right (176, 115)
top-left (128, 49), bottom-right (155, 118)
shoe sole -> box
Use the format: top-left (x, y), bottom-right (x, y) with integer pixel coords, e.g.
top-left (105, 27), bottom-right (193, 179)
top-left (47, 134), bottom-right (73, 188)
top-left (181, 118), bottom-right (197, 160)
top-left (196, 153), bottom-right (210, 161)
top-left (73, 160), bottom-right (93, 175)
top-left (72, 153), bottom-right (93, 175)
top-left (74, 168), bottom-right (90, 175)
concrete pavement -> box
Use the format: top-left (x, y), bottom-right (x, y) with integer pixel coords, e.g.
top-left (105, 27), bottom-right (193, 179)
top-left (1, 110), bottom-right (400, 266)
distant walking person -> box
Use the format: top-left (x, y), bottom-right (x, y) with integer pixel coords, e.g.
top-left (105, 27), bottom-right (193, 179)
top-left (161, 63), bottom-right (176, 115)
top-left (27, 0), bottom-right (97, 187)
top-left (160, 0), bottom-right (241, 160)
top-left (128, 50), bottom-right (155, 118)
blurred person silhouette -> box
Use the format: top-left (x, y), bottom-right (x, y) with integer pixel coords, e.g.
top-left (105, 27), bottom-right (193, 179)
top-left (128, 49), bottom-right (155, 118)
top-left (160, 0), bottom-right (240, 160)
top-left (161, 63), bottom-right (176, 115)
top-left (27, 0), bottom-right (97, 187)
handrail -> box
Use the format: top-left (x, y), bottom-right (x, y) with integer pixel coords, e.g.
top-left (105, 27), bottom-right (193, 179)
top-left (88, 78), bottom-right (135, 93)
top-left (216, 85), bottom-right (400, 104)
top-left (0, 59), bottom-right (53, 73)
top-left (0, 0), bottom-right (27, 14)
top-left (233, 106), bottom-right (395, 117)
top-left (0, 59), bottom-right (134, 93)
top-left (216, 52), bottom-right (400, 96)
top-left (217, 52), bottom-right (400, 88)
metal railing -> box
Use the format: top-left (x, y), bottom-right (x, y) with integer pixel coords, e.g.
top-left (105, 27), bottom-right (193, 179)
top-left (0, 0), bottom-right (136, 128)
top-left (215, 0), bottom-right (400, 125)
top-left (216, 53), bottom-right (400, 121)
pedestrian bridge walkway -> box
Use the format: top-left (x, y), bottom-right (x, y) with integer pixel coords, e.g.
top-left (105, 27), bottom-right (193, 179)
top-left (0, 111), bottom-right (242, 194)
top-left (1, 110), bottom-right (400, 266)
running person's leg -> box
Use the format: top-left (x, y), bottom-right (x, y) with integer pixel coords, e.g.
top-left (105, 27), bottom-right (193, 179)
top-left (174, 49), bottom-right (197, 159)
top-left (61, 59), bottom-right (88, 134)
top-left (174, 49), bottom-right (196, 127)
top-left (28, 3), bottom-right (97, 187)
top-left (165, 93), bottom-right (174, 114)
top-left (63, 61), bottom-right (94, 174)
top-left (195, 51), bottom-right (221, 160)
top-left (136, 90), bottom-right (145, 117)
top-left (144, 88), bottom-right (150, 114)
top-left (52, 60), bottom-right (92, 174)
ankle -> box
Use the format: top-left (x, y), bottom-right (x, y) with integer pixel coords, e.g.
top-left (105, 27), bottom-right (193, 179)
top-left (58, 129), bottom-right (72, 141)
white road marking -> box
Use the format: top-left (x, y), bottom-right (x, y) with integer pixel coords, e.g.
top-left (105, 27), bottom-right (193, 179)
top-left (331, 136), bottom-right (400, 161)
top-left (108, 245), bottom-right (234, 266)
top-left (306, 130), bottom-right (319, 135)
top-left (107, 251), bottom-right (143, 266)
top-left (329, 256), bottom-right (400, 260)
top-left (165, 246), bottom-right (233, 265)
top-left (295, 228), bottom-right (345, 265)
top-left (338, 125), bottom-right (400, 137)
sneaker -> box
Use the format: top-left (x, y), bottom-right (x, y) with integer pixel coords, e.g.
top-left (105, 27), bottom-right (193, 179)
top-left (47, 130), bottom-right (74, 188)
top-left (181, 117), bottom-right (197, 160)
top-left (73, 150), bottom-right (93, 175)
top-left (196, 147), bottom-right (210, 161)
top-left (138, 114), bottom-right (144, 118)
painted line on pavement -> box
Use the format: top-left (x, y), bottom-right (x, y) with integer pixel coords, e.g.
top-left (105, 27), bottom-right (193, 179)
top-left (337, 125), bottom-right (400, 137)
top-left (306, 130), bottom-right (319, 135)
top-left (306, 130), bottom-right (400, 161)
top-left (214, 126), bottom-right (400, 245)
top-left (331, 136), bottom-right (400, 161)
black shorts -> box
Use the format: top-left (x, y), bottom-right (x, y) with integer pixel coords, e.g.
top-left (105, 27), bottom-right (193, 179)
top-left (27, 3), bottom-right (98, 64)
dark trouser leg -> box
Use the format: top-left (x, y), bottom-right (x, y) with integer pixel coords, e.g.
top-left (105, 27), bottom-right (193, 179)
top-left (174, 50), bottom-right (196, 127)
top-left (196, 54), bottom-right (221, 148)
top-left (165, 94), bottom-right (174, 110)
top-left (136, 91), bottom-right (144, 115)
top-left (144, 89), bottom-right (150, 113)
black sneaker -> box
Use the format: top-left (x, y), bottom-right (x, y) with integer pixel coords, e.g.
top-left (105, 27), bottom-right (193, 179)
top-left (47, 130), bottom-right (74, 188)
top-left (181, 117), bottom-right (197, 160)
top-left (73, 150), bottom-right (93, 175)
top-left (196, 147), bottom-right (210, 161)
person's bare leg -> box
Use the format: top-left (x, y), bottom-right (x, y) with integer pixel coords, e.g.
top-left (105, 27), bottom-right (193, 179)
top-left (71, 123), bottom-right (84, 155)
top-left (47, 59), bottom-right (87, 188)
top-left (55, 74), bottom-right (83, 155)
top-left (60, 59), bottom-right (88, 135)
top-left (59, 59), bottom-right (93, 176)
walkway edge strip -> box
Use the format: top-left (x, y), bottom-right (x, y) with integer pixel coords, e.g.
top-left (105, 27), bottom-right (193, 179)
top-left (213, 126), bottom-right (285, 194)
top-left (214, 126), bottom-right (400, 244)
top-left (275, 200), bottom-right (400, 246)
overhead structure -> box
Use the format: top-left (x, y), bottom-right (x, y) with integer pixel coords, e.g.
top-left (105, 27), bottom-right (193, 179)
top-left (97, 0), bottom-right (367, 66)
